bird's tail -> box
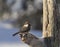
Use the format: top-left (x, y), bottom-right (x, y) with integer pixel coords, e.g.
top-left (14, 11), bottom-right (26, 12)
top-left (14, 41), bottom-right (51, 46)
top-left (13, 32), bottom-right (20, 36)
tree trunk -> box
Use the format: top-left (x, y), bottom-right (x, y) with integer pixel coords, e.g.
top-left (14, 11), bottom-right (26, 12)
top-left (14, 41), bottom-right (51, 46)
top-left (43, 0), bottom-right (59, 47)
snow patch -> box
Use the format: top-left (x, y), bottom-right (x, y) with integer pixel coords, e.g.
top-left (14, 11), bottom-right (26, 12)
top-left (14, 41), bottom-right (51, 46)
top-left (0, 43), bottom-right (29, 47)
top-left (0, 22), bottom-right (13, 29)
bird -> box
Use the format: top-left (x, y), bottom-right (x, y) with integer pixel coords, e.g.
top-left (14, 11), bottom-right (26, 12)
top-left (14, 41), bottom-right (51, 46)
top-left (13, 21), bottom-right (31, 36)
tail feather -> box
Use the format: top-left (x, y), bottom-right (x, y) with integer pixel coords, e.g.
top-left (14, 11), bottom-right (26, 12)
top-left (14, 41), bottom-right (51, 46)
top-left (13, 32), bottom-right (20, 36)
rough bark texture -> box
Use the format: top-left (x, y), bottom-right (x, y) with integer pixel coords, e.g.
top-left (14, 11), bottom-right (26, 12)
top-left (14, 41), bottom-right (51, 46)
top-left (43, 0), bottom-right (49, 38)
top-left (19, 33), bottom-right (44, 47)
top-left (43, 0), bottom-right (59, 47)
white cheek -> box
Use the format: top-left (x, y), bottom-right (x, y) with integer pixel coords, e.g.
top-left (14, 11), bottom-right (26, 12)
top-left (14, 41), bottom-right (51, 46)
top-left (24, 24), bottom-right (28, 27)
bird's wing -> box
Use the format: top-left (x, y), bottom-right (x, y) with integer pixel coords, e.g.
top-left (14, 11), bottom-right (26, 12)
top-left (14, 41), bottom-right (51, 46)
top-left (21, 26), bottom-right (28, 32)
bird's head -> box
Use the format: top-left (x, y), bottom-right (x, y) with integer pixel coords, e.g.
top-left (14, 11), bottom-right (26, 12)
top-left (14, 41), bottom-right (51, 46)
top-left (24, 20), bottom-right (31, 27)
top-left (24, 20), bottom-right (30, 24)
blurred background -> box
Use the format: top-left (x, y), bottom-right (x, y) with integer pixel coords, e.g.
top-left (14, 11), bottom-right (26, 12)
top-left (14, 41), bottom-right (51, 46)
top-left (0, 0), bottom-right (43, 30)
top-left (0, 0), bottom-right (60, 47)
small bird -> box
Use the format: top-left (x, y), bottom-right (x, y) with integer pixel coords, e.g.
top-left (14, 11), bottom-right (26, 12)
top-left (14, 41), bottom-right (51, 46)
top-left (13, 21), bottom-right (31, 36)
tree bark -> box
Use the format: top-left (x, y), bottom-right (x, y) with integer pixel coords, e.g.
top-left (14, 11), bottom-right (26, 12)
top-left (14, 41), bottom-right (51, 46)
top-left (43, 0), bottom-right (59, 47)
